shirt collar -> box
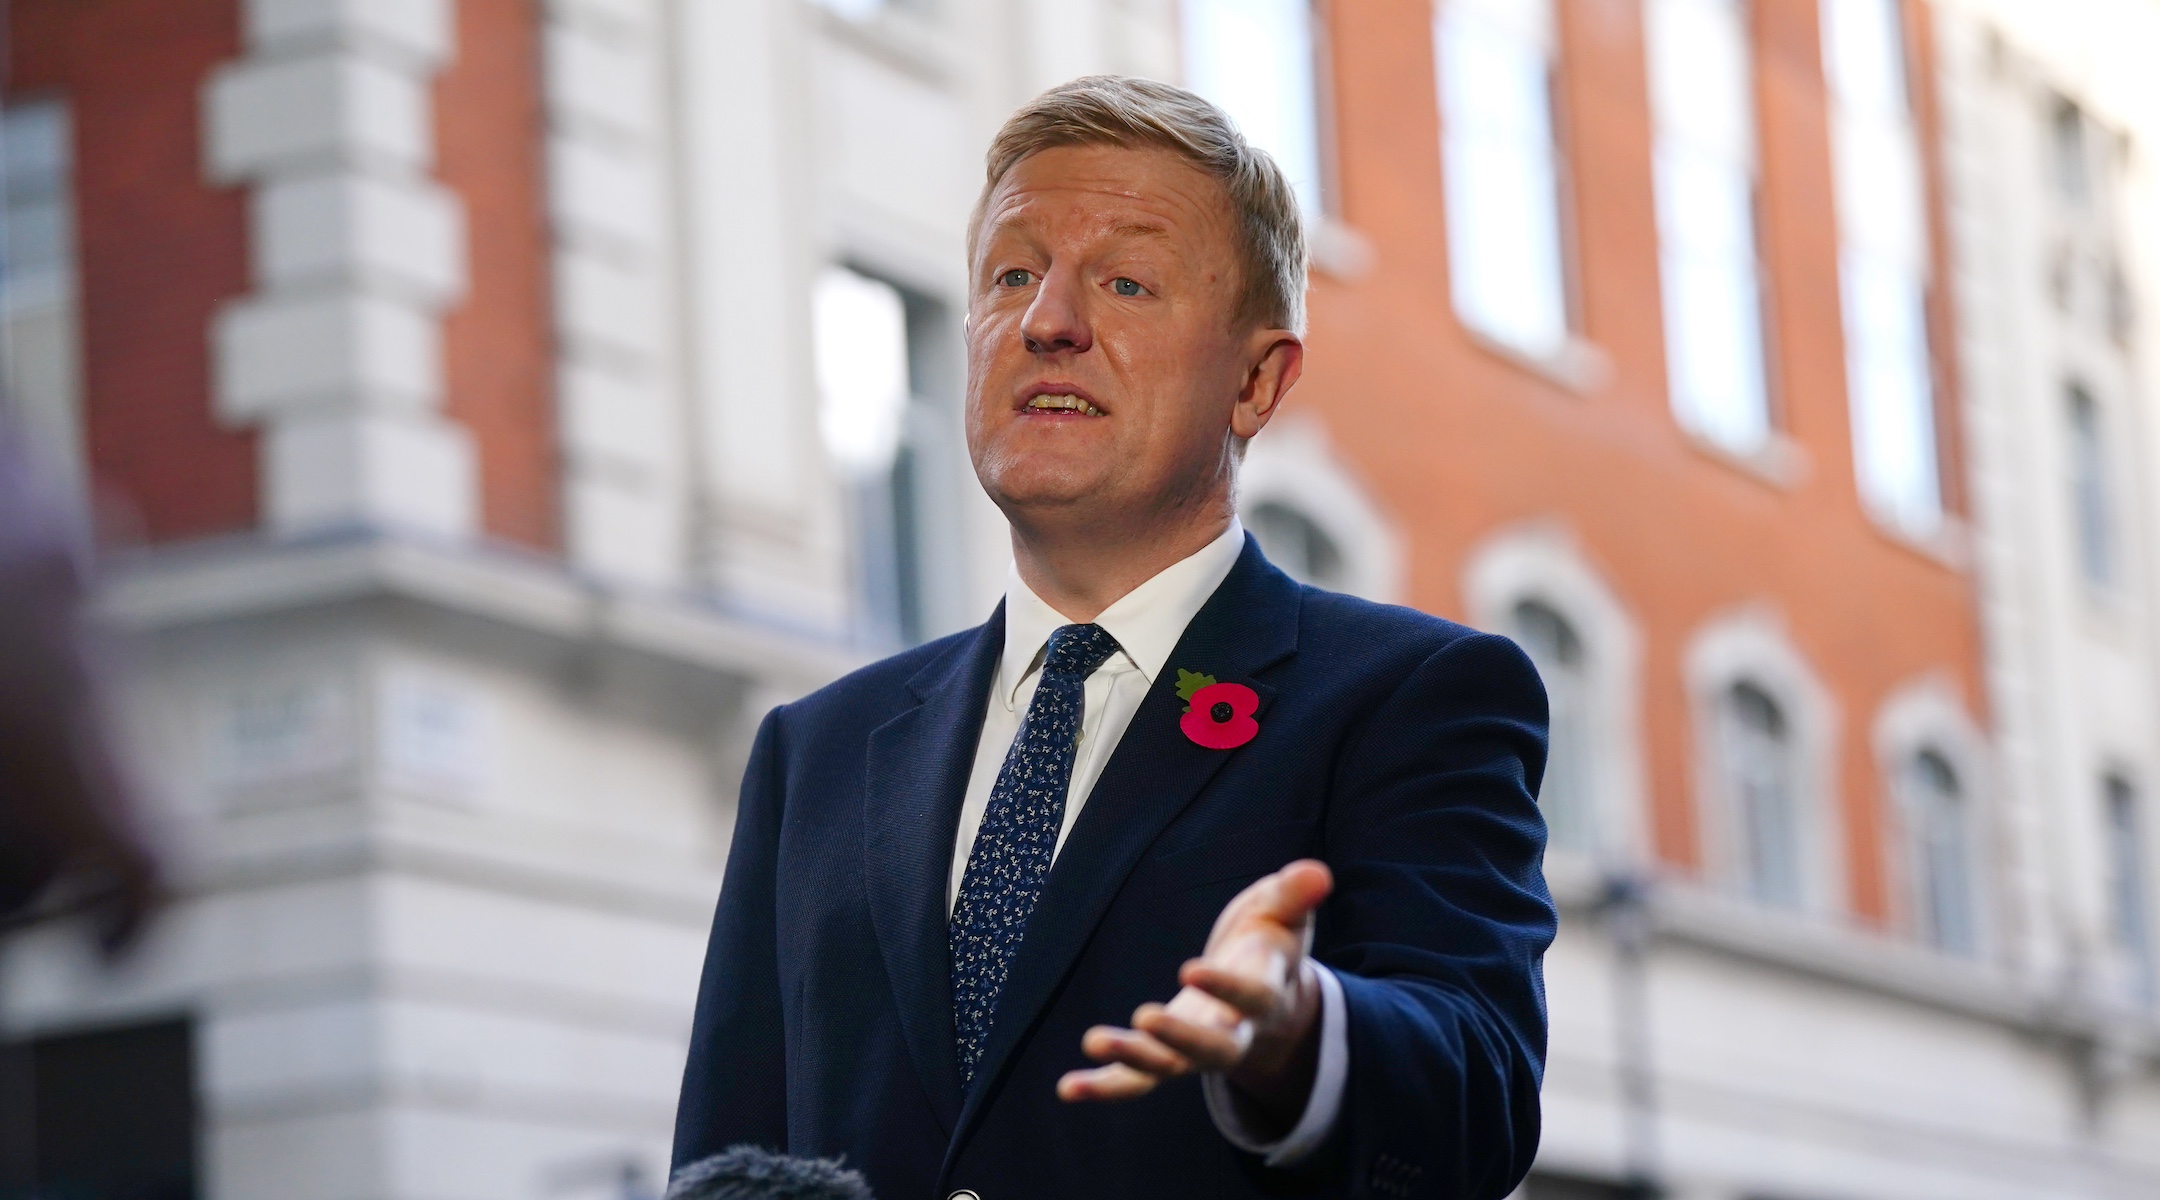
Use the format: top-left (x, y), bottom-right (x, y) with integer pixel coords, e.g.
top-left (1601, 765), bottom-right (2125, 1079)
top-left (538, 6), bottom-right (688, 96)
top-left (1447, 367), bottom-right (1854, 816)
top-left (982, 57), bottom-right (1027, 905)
top-left (998, 517), bottom-right (1246, 710)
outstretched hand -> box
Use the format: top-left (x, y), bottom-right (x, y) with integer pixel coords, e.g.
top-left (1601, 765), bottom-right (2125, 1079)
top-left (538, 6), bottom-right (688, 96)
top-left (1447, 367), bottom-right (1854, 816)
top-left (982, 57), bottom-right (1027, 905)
top-left (1057, 859), bottom-right (1333, 1131)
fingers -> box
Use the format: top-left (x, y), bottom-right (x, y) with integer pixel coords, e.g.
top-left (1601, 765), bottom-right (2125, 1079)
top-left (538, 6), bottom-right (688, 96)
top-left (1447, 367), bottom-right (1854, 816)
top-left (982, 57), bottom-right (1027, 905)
top-left (1081, 1021), bottom-right (1192, 1077)
top-left (1133, 1000), bottom-right (1249, 1073)
top-left (1180, 957), bottom-right (1283, 1019)
top-left (1057, 1061), bottom-right (1159, 1102)
top-left (1058, 1015), bottom-right (1194, 1104)
top-left (1063, 860), bottom-right (1336, 1107)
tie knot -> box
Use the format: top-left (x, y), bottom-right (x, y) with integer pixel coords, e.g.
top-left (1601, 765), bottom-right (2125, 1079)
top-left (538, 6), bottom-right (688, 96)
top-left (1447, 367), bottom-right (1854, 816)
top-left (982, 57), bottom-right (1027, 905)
top-left (1042, 623), bottom-right (1121, 680)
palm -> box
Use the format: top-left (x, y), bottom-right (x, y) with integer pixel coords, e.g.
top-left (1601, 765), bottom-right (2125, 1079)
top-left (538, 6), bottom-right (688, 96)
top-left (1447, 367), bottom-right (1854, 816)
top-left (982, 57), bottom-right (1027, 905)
top-left (1057, 859), bottom-right (1332, 1126)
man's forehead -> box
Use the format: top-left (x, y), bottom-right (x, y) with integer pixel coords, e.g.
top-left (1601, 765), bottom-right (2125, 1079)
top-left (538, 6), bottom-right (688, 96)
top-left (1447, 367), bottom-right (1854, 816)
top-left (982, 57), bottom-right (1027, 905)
top-left (980, 146), bottom-right (1227, 240)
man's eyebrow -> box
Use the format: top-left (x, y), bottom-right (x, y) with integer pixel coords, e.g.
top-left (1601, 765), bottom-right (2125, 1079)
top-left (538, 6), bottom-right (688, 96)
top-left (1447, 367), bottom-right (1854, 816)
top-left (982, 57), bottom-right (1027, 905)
top-left (1111, 222), bottom-right (1173, 241)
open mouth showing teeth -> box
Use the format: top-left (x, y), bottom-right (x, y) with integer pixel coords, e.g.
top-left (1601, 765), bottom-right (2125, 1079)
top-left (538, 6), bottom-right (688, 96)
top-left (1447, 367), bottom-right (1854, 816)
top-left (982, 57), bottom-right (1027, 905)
top-left (1027, 394), bottom-right (1105, 416)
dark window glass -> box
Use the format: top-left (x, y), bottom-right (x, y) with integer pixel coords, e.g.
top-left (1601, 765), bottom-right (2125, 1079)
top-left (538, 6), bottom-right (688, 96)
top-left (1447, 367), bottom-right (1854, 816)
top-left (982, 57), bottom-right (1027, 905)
top-left (2051, 95), bottom-right (2089, 204)
top-left (1512, 599), bottom-right (1590, 853)
top-left (1248, 501), bottom-right (1345, 590)
top-left (0, 1018), bottom-right (198, 1200)
top-left (1909, 749), bottom-right (1977, 954)
top-left (1725, 681), bottom-right (1800, 907)
top-left (2106, 774), bottom-right (2151, 1001)
top-left (2068, 382), bottom-right (2113, 587)
top-left (1522, 1172), bottom-right (1644, 1200)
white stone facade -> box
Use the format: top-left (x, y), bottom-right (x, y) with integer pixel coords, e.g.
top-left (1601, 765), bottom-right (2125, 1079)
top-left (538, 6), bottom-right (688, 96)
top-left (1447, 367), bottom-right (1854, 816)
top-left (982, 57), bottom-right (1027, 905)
top-left (7, 2), bottom-right (2160, 1199)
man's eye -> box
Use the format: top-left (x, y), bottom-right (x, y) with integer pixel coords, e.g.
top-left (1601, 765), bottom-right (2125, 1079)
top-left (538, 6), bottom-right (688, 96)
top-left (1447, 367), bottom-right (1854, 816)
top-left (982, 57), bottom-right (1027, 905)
top-left (998, 269), bottom-right (1033, 288)
top-left (1111, 277), bottom-right (1145, 297)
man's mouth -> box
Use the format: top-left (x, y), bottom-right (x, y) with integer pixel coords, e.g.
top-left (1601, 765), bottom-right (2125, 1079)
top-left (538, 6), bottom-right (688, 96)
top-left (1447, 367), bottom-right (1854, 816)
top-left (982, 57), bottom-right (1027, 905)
top-left (1025, 393), bottom-right (1105, 416)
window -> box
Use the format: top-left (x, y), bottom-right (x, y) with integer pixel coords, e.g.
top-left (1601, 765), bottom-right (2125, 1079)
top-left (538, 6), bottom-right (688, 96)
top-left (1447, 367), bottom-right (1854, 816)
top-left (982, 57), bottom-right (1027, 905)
top-left (1248, 500), bottom-right (1346, 589)
top-left (1435, 0), bottom-right (1571, 358)
top-left (2106, 775), bottom-right (2155, 999)
top-left (1522, 1173), bottom-right (1641, 1200)
top-left (1, 100), bottom-right (86, 505)
top-left (1723, 681), bottom-right (1800, 907)
top-left (1906, 749), bottom-right (1977, 954)
top-left (1823, 0), bottom-right (1941, 537)
top-left (1182, 0), bottom-right (1326, 215)
top-left (0, 1018), bottom-right (199, 1200)
top-left (812, 266), bottom-right (953, 645)
top-left (2066, 382), bottom-right (2112, 588)
top-left (1646, 0), bottom-right (1772, 454)
top-left (812, 0), bottom-right (915, 20)
top-left (1513, 600), bottom-right (1592, 853)
top-left (2050, 96), bottom-right (2090, 206)
top-left (2105, 774), bottom-right (2152, 1002)
top-left (813, 266), bottom-right (911, 482)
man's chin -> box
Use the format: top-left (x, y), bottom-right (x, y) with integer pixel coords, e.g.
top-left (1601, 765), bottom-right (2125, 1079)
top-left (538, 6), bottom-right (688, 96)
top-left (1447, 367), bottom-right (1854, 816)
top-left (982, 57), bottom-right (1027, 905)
top-left (980, 462), bottom-right (1121, 518)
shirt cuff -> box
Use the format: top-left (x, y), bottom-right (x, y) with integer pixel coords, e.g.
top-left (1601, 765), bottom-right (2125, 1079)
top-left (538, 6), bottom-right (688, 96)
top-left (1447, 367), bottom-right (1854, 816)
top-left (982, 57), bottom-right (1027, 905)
top-left (1201, 962), bottom-right (1348, 1167)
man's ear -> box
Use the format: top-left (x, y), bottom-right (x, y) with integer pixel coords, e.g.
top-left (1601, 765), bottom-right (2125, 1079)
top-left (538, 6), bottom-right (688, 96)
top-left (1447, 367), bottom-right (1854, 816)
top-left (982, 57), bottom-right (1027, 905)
top-left (1231, 331), bottom-right (1304, 441)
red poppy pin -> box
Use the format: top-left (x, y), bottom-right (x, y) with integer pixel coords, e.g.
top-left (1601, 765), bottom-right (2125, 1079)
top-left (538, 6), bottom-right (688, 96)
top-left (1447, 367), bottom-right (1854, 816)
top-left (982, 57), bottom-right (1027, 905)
top-left (1175, 669), bottom-right (1259, 750)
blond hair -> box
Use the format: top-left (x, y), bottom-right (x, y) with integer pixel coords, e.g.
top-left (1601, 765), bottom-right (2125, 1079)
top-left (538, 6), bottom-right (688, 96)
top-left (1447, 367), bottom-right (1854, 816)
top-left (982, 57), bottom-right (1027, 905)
top-left (969, 75), bottom-right (1308, 335)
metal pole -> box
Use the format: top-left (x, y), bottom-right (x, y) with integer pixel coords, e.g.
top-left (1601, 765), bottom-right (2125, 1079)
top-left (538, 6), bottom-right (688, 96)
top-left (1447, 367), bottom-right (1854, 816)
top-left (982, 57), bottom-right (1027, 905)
top-left (1600, 870), bottom-right (1663, 1200)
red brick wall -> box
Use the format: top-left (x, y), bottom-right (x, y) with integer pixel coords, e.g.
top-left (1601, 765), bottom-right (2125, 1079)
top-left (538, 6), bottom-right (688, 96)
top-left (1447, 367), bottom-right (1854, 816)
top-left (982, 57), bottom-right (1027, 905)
top-left (9, 0), bottom-right (257, 542)
top-left (435, 0), bottom-right (560, 552)
top-left (1306, 0), bottom-right (1986, 924)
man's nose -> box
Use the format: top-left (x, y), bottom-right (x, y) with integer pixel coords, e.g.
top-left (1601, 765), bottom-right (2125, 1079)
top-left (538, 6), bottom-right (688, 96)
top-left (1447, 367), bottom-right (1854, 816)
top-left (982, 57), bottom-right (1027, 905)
top-left (1020, 267), bottom-right (1093, 355)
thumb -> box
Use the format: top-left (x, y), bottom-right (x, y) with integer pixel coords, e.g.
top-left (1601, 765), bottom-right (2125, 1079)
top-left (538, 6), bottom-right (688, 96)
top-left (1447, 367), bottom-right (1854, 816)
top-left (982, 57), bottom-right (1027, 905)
top-left (1223, 859), bottom-right (1333, 937)
top-left (1266, 859), bottom-right (1334, 924)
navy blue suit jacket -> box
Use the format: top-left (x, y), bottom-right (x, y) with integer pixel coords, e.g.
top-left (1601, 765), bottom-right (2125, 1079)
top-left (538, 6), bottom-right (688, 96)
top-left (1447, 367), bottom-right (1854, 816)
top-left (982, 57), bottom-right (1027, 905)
top-left (673, 539), bottom-right (1556, 1198)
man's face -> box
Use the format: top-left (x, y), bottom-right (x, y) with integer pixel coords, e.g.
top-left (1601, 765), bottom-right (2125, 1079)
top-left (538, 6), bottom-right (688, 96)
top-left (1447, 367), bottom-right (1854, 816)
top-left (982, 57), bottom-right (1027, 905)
top-left (965, 144), bottom-right (1296, 531)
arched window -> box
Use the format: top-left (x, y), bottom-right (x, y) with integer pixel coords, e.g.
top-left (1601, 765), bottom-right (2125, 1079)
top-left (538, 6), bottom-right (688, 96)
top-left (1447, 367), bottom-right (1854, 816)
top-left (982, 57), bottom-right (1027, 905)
top-left (1249, 500), bottom-right (1347, 590)
top-left (1907, 749), bottom-right (1977, 954)
top-left (1723, 681), bottom-right (1800, 908)
top-left (2068, 382), bottom-right (2114, 588)
top-left (1511, 599), bottom-right (1590, 853)
top-left (2104, 774), bottom-right (2152, 1003)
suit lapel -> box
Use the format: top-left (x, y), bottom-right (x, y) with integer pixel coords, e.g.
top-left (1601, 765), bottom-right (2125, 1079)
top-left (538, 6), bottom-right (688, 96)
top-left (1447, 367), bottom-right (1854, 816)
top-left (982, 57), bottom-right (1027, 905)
top-left (863, 605), bottom-right (1005, 1136)
top-left (949, 539), bottom-right (1303, 1150)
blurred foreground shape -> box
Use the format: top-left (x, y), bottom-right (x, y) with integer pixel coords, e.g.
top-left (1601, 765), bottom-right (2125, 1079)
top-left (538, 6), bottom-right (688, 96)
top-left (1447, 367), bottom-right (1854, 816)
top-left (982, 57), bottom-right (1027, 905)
top-left (0, 1), bottom-right (2157, 1199)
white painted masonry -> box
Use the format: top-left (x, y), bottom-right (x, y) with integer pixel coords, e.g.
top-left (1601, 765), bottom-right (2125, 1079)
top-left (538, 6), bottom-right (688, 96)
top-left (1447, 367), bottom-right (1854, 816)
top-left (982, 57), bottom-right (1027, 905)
top-left (207, 0), bottom-right (476, 539)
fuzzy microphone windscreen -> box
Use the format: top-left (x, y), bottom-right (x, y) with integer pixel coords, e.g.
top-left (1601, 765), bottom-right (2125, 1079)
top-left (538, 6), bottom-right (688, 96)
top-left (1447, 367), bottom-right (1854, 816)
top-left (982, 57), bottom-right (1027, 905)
top-left (664, 1146), bottom-right (874, 1200)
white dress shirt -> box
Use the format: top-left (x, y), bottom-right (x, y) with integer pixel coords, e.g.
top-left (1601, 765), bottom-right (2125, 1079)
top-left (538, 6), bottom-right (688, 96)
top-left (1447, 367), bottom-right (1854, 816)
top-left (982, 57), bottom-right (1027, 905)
top-left (949, 517), bottom-right (1348, 1165)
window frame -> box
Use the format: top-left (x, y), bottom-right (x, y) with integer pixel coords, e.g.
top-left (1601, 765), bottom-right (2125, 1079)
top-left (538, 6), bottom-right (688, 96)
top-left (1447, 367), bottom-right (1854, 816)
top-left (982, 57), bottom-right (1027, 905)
top-left (1643, 0), bottom-right (1781, 459)
top-left (2103, 771), bottom-right (2155, 1005)
top-left (1238, 415), bottom-right (1406, 603)
top-left (1432, 0), bottom-right (1581, 363)
top-left (1464, 523), bottom-right (1649, 871)
top-left (1181, 0), bottom-right (1333, 219)
top-left (1822, 0), bottom-right (1948, 540)
top-left (1684, 610), bottom-right (1842, 914)
top-left (1872, 676), bottom-right (1993, 957)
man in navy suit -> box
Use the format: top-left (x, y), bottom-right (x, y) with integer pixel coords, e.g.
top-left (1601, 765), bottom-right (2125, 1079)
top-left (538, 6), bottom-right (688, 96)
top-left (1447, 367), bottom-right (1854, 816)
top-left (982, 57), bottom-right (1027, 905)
top-left (673, 75), bottom-right (1555, 1199)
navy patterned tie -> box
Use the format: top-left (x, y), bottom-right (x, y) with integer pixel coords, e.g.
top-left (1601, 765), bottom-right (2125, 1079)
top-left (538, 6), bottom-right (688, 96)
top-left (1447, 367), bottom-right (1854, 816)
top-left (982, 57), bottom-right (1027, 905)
top-left (950, 621), bottom-right (1123, 1087)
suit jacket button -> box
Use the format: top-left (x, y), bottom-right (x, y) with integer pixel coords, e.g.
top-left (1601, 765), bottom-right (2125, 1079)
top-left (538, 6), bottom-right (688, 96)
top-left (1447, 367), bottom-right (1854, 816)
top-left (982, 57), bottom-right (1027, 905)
top-left (948, 1192), bottom-right (981, 1200)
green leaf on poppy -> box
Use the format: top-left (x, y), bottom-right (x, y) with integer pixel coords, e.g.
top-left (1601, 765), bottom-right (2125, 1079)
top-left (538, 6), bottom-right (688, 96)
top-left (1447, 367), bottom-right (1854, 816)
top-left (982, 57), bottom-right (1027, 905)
top-left (1174, 669), bottom-right (1217, 708)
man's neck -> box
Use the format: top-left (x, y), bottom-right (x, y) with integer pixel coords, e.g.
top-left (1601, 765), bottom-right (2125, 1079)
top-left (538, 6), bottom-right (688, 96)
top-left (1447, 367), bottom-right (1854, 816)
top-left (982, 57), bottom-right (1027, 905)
top-left (1009, 507), bottom-right (1234, 623)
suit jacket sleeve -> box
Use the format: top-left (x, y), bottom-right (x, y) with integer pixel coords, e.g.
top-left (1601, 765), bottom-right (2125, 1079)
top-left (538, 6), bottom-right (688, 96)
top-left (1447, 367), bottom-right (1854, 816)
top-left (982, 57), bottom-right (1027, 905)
top-left (1276, 630), bottom-right (1556, 1199)
top-left (673, 706), bottom-right (791, 1169)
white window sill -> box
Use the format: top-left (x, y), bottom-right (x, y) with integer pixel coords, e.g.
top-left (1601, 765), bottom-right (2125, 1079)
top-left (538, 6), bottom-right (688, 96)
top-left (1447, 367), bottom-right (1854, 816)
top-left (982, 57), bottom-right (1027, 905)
top-left (1681, 426), bottom-right (1810, 490)
top-left (1309, 218), bottom-right (1376, 283)
top-left (1866, 509), bottom-right (1970, 572)
top-left (811, 0), bottom-right (955, 86)
top-left (1463, 326), bottom-right (1613, 394)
